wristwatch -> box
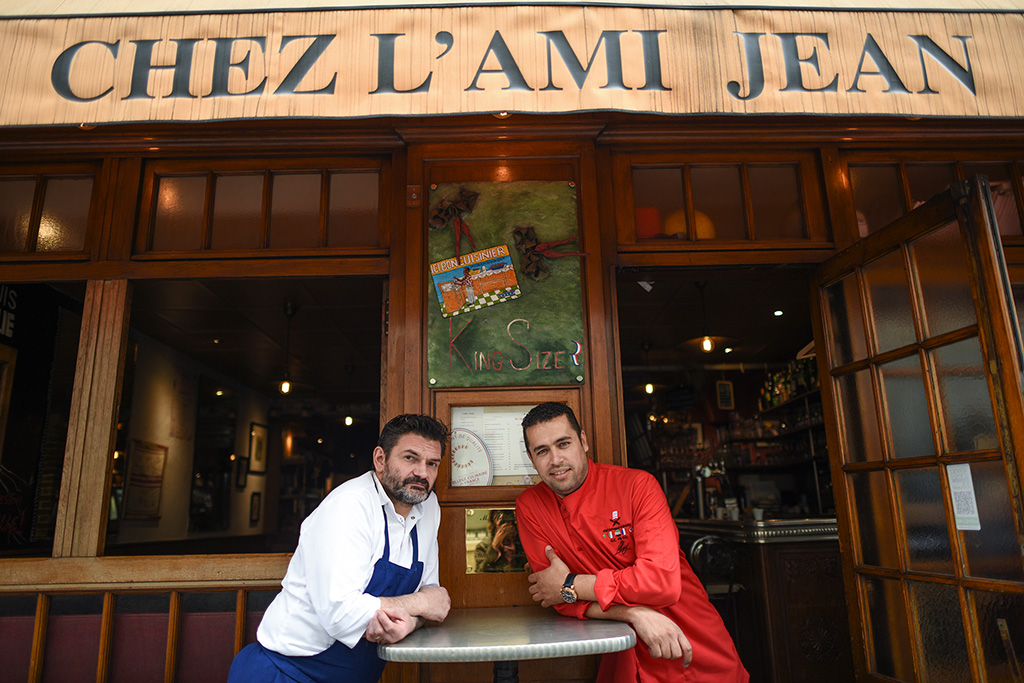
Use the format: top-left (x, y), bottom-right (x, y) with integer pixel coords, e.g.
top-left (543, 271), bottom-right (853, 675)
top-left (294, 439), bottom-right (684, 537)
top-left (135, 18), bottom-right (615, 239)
top-left (560, 573), bottom-right (578, 604)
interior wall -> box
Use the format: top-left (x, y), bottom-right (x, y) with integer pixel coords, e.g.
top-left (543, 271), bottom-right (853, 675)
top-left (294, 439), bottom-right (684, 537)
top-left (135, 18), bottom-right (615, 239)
top-left (114, 333), bottom-right (269, 545)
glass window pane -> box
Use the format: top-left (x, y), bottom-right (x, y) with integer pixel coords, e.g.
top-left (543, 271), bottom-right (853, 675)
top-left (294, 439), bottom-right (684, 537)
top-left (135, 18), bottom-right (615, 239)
top-left (0, 178), bottom-right (35, 252)
top-left (835, 369), bottom-right (883, 463)
top-left (910, 221), bottom-right (976, 339)
top-left (906, 163), bottom-right (956, 209)
top-left (861, 575), bottom-right (915, 680)
top-left (907, 581), bottom-right (970, 683)
top-left (956, 460), bottom-right (1024, 582)
top-left (632, 168), bottom-right (685, 240)
top-left (41, 594), bottom-right (103, 683)
top-left (850, 163), bottom-right (906, 238)
top-left (850, 470), bottom-right (900, 568)
top-left (37, 177), bottom-right (91, 252)
top-left (328, 172), bottom-right (379, 248)
top-left (211, 174), bottom-right (263, 250)
top-left (692, 165), bottom-right (746, 240)
top-left (152, 175), bottom-right (206, 252)
top-left (269, 173), bottom-right (320, 248)
top-left (107, 277), bottom-right (384, 556)
top-left (970, 588), bottom-right (1024, 681)
top-left (879, 354), bottom-right (934, 459)
top-left (895, 468), bottom-right (953, 574)
top-left (245, 591), bottom-right (277, 645)
top-left (863, 249), bottom-right (917, 353)
top-left (963, 162), bottom-right (1022, 236)
top-left (749, 164), bottom-right (805, 239)
top-left (824, 273), bottom-right (868, 366)
top-left (110, 593), bottom-right (169, 683)
top-left (0, 283), bottom-right (84, 557)
top-left (0, 595), bottom-right (37, 683)
top-left (931, 337), bottom-right (996, 454)
top-left (176, 592), bottom-right (236, 683)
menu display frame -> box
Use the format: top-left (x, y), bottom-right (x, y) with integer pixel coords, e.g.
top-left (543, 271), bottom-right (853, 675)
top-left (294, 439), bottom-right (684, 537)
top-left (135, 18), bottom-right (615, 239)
top-left (434, 388), bottom-right (581, 504)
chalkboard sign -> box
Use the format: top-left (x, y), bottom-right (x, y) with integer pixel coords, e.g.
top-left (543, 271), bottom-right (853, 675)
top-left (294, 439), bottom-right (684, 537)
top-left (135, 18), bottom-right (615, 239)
top-left (426, 181), bottom-right (585, 388)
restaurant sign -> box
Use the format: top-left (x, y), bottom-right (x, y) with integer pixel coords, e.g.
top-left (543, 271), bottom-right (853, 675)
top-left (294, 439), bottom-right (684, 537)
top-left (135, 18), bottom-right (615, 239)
top-left (0, 6), bottom-right (1022, 125)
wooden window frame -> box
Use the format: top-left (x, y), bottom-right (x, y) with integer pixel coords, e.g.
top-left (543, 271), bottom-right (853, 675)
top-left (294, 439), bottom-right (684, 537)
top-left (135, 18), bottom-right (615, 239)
top-left (135, 156), bottom-right (391, 259)
top-left (611, 150), bottom-right (832, 251)
top-left (0, 161), bottom-right (105, 263)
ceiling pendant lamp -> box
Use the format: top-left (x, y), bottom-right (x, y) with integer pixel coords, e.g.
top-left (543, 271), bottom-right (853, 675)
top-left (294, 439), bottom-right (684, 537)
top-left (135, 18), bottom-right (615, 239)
top-left (279, 301), bottom-right (297, 395)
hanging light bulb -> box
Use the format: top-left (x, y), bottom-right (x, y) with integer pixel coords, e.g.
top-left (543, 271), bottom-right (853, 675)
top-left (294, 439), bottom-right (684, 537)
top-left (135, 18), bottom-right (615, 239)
top-left (279, 302), bottom-right (297, 395)
top-left (645, 382), bottom-right (654, 394)
top-left (701, 335), bottom-right (715, 353)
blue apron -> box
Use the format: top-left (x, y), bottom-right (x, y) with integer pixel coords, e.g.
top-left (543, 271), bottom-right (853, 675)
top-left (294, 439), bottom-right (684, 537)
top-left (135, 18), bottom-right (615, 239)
top-left (228, 506), bottom-right (424, 683)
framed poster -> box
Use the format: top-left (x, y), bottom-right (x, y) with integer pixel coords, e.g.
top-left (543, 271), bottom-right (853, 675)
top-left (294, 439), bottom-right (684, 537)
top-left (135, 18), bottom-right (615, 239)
top-left (250, 492), bottom-right (262, 526)
top-left (426, 181), bottom-right (586, 388)
top-left (123, 439), bottom-right (168, 519)
top-left (248, 423), bottom-right (268, 474)
top-left (235, 457), bottom-right (249, 489)
top-left (716, 380), bottom-right (735, 411)
top-left (435, 389), bottom-right (580, 502)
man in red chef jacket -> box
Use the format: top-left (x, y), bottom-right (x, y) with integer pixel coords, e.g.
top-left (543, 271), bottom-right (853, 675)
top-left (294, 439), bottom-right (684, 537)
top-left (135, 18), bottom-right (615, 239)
top-left (516, 403), bottom-right (748, 683)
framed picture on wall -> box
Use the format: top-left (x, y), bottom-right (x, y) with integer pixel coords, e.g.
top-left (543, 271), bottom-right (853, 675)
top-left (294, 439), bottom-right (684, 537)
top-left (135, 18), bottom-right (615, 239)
top-left (250, 492), bottom-right (262, 526)
top-left (248, 422), bottom-right (268, 474)
top-left (716, 380), bottom-right (735, 411)
top-left (235, 457), bottom-right (249, 489)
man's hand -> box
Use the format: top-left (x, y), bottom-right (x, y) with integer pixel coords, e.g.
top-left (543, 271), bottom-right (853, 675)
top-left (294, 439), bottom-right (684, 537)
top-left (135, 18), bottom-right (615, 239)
top-left (528, 546), bottom-right (571, 607)
top-left (414, 585), bottom-right (451, 623)
top-left (379, 585), bottom-right (450, 624)
top-left (626, 607), bottom-right (692, 665)
top-left (364, 607), bottom-right (417, 645)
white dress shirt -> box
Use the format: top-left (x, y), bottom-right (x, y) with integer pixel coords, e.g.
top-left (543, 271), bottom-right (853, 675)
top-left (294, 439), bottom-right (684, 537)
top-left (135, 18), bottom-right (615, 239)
top-left (257, 470), bottom-right (441, 656)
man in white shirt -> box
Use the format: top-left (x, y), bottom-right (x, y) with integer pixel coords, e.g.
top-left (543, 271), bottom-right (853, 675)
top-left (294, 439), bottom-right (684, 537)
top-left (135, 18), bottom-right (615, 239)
top-left (228, 414), bottom-right (451, 683)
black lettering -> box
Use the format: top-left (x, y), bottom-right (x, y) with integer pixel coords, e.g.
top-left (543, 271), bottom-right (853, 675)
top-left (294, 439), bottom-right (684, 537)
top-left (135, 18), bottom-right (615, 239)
top-left (909, 35), bottom-right (974, 95)
top-left (635, 30), bottom-right (669, 91)
top-left (51, 40), bottom-right (118, 102)
top-left (727, 32), bottom-right (765, 101)
top-left (538, 30), bottom-right (627, 91)
top-left (848, 34), bottom-right (910, 94)
top-left (209, 37), bottom-right (267, 97)
top-left (465, 31), bottom-right (532, 92)
top-left (777, 32), bottom-right (838, 92)
top-left (275, 35), bottom-right (337, 95)
top-left (370, 34), bottom-right (431, 94)
top-left (124, 39), bottom-right (200, 100)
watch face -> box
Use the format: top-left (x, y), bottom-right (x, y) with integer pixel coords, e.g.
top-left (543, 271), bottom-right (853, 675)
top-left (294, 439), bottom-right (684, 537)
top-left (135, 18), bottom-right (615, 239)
top-left (560, 588), bottom-right (577, 604)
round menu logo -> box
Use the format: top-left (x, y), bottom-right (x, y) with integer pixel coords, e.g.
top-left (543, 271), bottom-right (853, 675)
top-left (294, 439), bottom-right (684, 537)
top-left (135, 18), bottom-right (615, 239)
top-left (450, 428), bottom-right (493, 487)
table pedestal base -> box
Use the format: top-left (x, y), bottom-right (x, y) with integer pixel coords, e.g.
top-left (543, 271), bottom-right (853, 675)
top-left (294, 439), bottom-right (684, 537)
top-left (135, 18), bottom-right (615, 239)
top-left (494, 660), bottom-right (519, 683)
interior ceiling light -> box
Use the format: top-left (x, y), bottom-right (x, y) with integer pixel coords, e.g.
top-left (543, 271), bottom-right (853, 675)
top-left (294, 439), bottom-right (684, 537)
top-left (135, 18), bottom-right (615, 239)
top-left (279, 301), bottom-right (297, 395)
top-left (774, 309), bottom-right (784, 317)
top-left (680, 281), bottom-right (738, 355)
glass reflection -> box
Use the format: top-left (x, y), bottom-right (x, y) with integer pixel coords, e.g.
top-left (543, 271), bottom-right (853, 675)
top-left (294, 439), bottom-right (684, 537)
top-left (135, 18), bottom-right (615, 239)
top-left (879, 354), bottom-right (934, 459)
top-left (465, 508), bottom-right (528, 574)
top-left (863, 249), bottom-right (917, 354)
top-left (910, 221), bottom-right (976, 339)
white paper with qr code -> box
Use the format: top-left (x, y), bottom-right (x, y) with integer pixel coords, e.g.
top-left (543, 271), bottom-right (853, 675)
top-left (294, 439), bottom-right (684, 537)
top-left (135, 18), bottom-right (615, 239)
top-left (947, 463), bottom-right (981, 531)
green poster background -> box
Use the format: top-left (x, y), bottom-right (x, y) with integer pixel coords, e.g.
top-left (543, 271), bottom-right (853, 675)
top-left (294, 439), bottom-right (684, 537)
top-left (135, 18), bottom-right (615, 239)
top-left (426, 181), bottom-right (585, 388)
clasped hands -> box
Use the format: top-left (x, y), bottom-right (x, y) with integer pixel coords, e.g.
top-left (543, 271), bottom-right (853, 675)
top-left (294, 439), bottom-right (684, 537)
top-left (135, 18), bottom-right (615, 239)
top-left (528, 545), bottom-right (692, 666)
top-left (364, 585), bottom-right (450, 645)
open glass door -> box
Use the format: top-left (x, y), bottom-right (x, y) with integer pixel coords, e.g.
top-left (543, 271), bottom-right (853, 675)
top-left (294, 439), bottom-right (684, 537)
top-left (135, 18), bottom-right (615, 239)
top-left (813, 177), bottom-right (1024, 682)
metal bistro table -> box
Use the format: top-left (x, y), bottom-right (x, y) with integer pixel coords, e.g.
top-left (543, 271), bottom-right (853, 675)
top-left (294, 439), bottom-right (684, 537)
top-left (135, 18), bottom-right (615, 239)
top-left (378, 605), bottom-right (637, 683)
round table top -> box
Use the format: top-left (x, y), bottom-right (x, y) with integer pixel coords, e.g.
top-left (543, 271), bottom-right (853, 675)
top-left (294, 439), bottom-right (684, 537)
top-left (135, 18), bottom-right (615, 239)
top-left (378, 606), bottom-right (637, 663)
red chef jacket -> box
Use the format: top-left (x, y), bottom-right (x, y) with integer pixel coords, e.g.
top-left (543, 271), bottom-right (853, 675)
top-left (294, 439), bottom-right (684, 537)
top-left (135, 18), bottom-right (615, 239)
top-left (516, 460), bottom-right (748, 683)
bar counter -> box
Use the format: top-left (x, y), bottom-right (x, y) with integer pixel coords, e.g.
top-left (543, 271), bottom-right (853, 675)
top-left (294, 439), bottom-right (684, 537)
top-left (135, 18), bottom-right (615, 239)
top-left (676, 517), bottom-right (854, 683)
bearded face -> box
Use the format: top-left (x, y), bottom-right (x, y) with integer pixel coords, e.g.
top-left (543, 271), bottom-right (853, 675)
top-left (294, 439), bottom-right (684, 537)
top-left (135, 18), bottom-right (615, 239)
top-left (379, 456), bottom-right (434, 506)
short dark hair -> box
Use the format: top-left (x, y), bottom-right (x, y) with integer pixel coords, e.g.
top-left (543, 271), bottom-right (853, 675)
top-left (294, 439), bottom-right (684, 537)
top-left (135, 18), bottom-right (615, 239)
top-left (377, 414), bottom-right (449, 456)
top-left (521, 402), bottom-right (581, 450)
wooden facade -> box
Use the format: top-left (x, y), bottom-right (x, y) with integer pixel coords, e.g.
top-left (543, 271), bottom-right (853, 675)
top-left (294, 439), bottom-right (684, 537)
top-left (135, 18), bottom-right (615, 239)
top-left (2, 106), bottom-right (1024, 682)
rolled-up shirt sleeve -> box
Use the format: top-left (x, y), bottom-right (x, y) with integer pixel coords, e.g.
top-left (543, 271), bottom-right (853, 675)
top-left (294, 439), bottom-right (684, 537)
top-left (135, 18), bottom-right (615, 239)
top-left (302, 491), bottom-right (385, 648)
top-left (592, 475), bottom-right (681, 612)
